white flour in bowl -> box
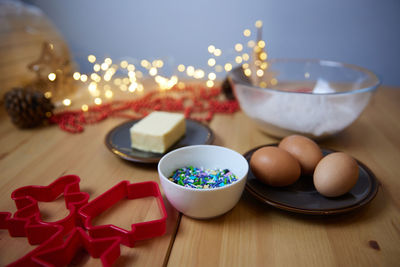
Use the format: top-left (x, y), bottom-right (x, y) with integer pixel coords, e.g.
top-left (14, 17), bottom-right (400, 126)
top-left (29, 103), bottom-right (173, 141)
top-left (236, 83), bottom-right (372, 137)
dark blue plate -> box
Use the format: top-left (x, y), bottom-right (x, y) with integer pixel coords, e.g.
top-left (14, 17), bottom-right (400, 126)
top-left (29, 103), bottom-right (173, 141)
top-left (244, 144), bottom-right (379, 215)
top-left (105, 119), bottom-right (214, 163)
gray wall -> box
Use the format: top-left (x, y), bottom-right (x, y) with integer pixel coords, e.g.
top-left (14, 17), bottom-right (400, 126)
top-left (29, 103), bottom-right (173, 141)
top-left (27, 0), bottom-right (400, 86)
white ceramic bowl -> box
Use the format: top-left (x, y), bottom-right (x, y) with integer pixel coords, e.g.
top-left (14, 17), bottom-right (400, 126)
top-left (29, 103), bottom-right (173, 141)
top-left (158, 145), bottom-right (249, 219)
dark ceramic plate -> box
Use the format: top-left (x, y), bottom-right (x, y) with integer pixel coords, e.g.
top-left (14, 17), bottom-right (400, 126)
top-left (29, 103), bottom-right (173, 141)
top-left (105, 119), bottom-right (214, 163)
top-left (244, 144), bottom-right (379, 215)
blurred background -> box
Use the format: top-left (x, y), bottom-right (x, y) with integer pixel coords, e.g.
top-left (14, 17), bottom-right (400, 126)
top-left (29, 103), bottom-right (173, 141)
top-left (26, 0), bottom-right (400, 86)
top-left (1, 0), bottom-right (400, 87)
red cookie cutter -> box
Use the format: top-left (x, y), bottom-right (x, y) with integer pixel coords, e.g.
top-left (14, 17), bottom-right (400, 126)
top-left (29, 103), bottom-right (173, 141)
top-left (0, 175), bottom-right (90, 266)
top-left (0, 213), bottom-right (65, 267)
top-left (32, 227), bottom-right (121, 267)
top-left (79, 180), bottom-right (167, 247)
top-left (0, 177), bottom-right (168, 266)
top-left (8, 175), bottom-right (90, 236)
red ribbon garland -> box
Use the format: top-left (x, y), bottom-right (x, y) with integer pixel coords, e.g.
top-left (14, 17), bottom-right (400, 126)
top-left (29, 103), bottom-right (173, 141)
top-left (49, 85), bottom-right (239, 133)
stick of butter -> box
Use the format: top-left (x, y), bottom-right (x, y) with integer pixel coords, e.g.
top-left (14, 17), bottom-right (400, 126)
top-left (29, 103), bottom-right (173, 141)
top-left (130, 111), bottom-right (186, 153)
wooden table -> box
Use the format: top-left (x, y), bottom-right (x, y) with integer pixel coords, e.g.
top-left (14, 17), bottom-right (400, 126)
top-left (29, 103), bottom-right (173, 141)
top-left (0, 86), bottom-right (399, 266)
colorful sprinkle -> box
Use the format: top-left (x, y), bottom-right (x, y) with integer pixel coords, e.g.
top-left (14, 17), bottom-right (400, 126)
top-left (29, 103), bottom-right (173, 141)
top-left (169, 166), bottom-right (238, 189)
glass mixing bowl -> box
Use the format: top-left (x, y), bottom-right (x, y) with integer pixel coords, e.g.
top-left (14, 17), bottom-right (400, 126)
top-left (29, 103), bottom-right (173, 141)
top-left (229, 59), bottom-right (380, 139)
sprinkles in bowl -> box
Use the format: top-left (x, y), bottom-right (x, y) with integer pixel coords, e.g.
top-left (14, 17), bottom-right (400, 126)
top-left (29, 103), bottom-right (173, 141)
top-left (169, 166), bottom-right (238, 189)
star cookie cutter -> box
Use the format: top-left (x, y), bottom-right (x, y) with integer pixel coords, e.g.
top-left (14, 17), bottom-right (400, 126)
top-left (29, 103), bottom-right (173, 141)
top-left (79, 180), bottom-right (167, 247)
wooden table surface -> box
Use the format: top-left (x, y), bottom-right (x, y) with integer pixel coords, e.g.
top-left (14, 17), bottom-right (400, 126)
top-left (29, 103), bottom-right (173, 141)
top-left (0, 86), bottom-right (399, 267)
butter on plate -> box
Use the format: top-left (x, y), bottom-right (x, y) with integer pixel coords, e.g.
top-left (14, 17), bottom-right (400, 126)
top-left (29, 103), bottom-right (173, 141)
top-left (130, 111), bottom-right (186, 153)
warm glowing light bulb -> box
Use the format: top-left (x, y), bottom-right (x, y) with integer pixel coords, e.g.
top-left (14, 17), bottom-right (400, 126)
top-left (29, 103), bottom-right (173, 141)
top-left (206, 80), bottom-right (214, 88)
top-left (242, 63), bottom-right (249, 69)
top-left (242, 53), bottom-right (249, 61)
top-left (234, 43), bottom-right (243, 52)
top-left (73, 72), bottom-right (81, 80)
top-left (194, 69), bottom-right (205, 79)
top-left (255, 20), bottom-right (263, 28)
top-left (155, 75), bottom-right (164, 84)
top-left (104, 58), bottom-right (112, 65)
top-left (244, 69), bottom-right (252, 76)
top-left (256, 69), bottom-right (264, 77)
top-left (270, 78), bottom-right (278, 85)
top-left (178, 81), bottom-right (185, 89)
top-left (149, 67), bottom-right (157, 76)
top-left (129, 83), bottom-right (138, 92)
top-left (214, 49), bottom-right (222, 57)
top-left (247, 40), bottom-right (255, 48)
top-left (155, 60), bottom-right (163, 68)
top-left (141, 60), bottom-right (150, 69)
top-left (90, 73), bottom-right (99, 81)
top-left (88, 82), bottom-right (97, 93)
top-left (177, 64), bottom-right (185, 72)
top-left (186, 66), bottom-right (195, 76)
top-left (120, 60), bottom-right (128, 68)
top-left (48, 73), bottom-right (56, 81)
top-left (93, 64), bottom-right (101, 72)
top-left (101, 63), bottom-right (108, 71)
top-left (130, 82), bottom-right (139, 90)
top-left (258, 40), bottom-right (266, 48)
top-left (81, 104), bottom-right (89, 112)
top-left (235, 56), bottom-right (243, 64)
top-left (224, 63), bottom-right (232, 72)
top-left (94, 98), bottom-right (102, 105)
top-left (208, 45), bottom-right (215, 53)
top-left (261, 62), bottom-right (268, 69)
top-left (128, 71), bottom-right (136, 78)
top-left (260, 52), bottom-right (267, 61)
top-left (243, 29), bottom-right (251, 37)
top-left (305, 72), bottom-right (310, 78)
top-left (88, 55), bottom-right (96, 63)
top-left (208, 72), bottom-right (216, 80)
top-left (44, 91), bottom-right (52, 99)
top-left (80, 74), bottom-right (88, 82)
top-left (62, 98), bottom-right (71, 106)
top-left (254, 46), bottom-right (261, 53)
top-left (208, 58), bottom-right (216, 67)
top-left (127, 64), bottom-right (135, 72)
top-left (260, 81), bottom-right (267, 88)
top-left (105, 90), bottom-right (113, 98)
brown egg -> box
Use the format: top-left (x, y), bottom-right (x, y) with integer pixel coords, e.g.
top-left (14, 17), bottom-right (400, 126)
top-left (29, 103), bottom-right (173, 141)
top-left (250, 146), bottom-right (301, 187)
top-left (313, 152), bottom-right (359, 197)
top-left (279, 135), bottom-right (323, 175)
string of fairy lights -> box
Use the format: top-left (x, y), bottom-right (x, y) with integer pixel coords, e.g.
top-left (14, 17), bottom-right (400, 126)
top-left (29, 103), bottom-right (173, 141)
top-left (51, 20), bottom-right (272, 110)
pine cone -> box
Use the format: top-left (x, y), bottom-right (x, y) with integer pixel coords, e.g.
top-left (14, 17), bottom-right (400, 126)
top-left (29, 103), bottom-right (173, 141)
top-left (4, 87), bottom-right (54, 128)
top-left (222, 77), bottom-right (235, 100)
